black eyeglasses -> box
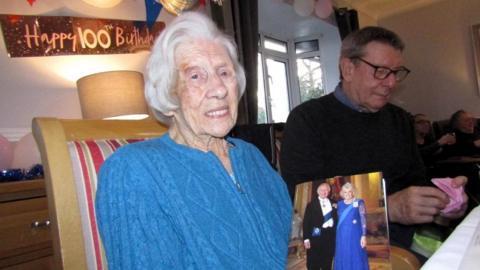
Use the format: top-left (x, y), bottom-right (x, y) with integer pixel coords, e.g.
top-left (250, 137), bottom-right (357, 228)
top-left (352, 57), bottom-right (410, 82)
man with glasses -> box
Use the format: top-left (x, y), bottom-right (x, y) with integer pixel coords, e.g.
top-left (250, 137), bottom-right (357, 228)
top-left (281, 26), bottom-right (468, 262)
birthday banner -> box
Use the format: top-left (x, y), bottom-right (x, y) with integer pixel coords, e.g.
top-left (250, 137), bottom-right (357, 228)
top-left (0, 15), bottom-right (165, 57)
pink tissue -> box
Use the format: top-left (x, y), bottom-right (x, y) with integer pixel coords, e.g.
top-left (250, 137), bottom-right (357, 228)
top-left (431, 178), bottom-right (465, 214)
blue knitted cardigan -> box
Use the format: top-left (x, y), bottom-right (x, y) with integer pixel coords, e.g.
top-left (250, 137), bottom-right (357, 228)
top-left (96, 134), bottom-right (292, 269)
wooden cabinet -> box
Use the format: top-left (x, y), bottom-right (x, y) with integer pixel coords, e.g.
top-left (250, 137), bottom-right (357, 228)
top-left (0, 179), bottom-right (53, 269)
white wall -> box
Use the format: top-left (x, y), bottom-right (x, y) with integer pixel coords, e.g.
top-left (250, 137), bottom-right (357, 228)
top-left (381, 0), bottom-right (480, 121)
top-left (0, 0), bottom-right (176, 140)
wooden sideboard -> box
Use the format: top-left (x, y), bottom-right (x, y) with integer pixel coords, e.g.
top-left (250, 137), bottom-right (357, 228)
top-left (0, 179), bottom-right (53, 269)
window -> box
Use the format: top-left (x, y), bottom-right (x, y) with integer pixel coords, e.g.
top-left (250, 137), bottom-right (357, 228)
top-left (296, 56), bottom-right (325, 102)
top-left (295, 39), bottom-right (319, 54)
top-left (265, 57), bottom-right (290, 123)
top-left (257, 35), bottom-right (326, 123)
top-left (257, 52), bottom-right (290, 124)
top-left (257, 54), bottom-right (267, 123)
top-left (264, 38), bottom-right (287, 53)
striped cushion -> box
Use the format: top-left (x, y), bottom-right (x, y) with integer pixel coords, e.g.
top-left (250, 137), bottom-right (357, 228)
top-left (67, 138), bottom-right (144, 270)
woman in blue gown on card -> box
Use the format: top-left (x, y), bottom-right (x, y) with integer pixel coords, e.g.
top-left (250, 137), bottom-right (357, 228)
top-left (334, 182), bottom-right (369, 270)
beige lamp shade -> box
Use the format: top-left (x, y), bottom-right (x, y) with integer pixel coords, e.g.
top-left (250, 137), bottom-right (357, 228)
top-left (77, 71), bottom-right (149, 120)
top-left (82, 0), bottom-right (123, 8)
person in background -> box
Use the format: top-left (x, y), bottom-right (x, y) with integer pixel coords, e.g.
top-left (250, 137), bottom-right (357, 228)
top-left (441, 110), bottom-right (480, 209)
top-left (291, 209), bottom-right (303, 240)
top-left (334, 183), bottom-right (369, 270)
top-left (280, 26), bottom-right (468, 261)
top-left (302, 182), bottom-right (337, 270)
top-left (95, 12), bottom-right (292, 269)
top-left (414, 113), bottom-right (456, 167)
top-left (443, 110), bottom-right (480, 157)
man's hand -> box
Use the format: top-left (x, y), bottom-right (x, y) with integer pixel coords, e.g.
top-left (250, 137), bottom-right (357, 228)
top-left (440, 176), bottom-right (468, 219)
top-left (438, 133), bottom-right (456, 146)
top-left (388, 176), bottom-right (469, 224)
top-left (387, 186), bottom-right (449, 224)
top-left (473, 138), bottom-right (480, 148)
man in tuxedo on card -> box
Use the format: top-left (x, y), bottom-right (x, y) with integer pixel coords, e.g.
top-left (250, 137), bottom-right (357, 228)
top-left (303, 182), bottom-right (337, 270)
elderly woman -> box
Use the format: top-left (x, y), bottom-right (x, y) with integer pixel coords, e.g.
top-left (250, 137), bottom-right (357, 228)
top-left (95, 12), bottom-right (292, 269)
top-left (334, 183), bottom-right (369, 270)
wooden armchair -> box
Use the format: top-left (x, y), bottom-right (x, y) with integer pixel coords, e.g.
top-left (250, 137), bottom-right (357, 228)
top-left (32, 118), bottom-right (167, 270)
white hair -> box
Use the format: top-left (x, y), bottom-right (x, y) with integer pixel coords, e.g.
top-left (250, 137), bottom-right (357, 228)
top-left (145, 11), bottom-right (246, 124)
top-left (341, 182), bottom-right (356, 196)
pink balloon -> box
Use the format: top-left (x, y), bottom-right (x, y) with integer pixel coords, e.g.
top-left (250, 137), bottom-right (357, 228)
top-left (315, 0), bottom-right (333, 19)
top-left (0, 135), bottom-right (14, 169)
top-left (11, 133), bottom-right (41, 169)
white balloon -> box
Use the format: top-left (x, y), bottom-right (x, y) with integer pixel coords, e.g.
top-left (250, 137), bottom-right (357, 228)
top-left (293, 0), bottom-right (315, 17)
top-left (11, 133), bottom-right (41, 170)
top-left (315, 0), bottom-right (334, 19)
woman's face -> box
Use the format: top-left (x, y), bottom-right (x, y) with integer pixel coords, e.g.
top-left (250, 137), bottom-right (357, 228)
top-left (342, 189), bottom-right (354, 201)
top-left (414, 115), bottom-right (431, 136)
top-left (173, 39), bottom-right (239, 141)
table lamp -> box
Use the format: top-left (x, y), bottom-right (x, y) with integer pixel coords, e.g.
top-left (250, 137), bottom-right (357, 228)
top-left (77, 70), bottom-right (149, 120)
top-left (82, 0), bottom-right (123, 8)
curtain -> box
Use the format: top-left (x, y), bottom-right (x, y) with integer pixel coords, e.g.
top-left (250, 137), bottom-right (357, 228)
top-left (210, 0), bottom-right (258, 124)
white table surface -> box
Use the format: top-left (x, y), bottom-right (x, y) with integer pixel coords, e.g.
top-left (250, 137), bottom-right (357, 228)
top-left (422, 206), bottom-right (480, 270)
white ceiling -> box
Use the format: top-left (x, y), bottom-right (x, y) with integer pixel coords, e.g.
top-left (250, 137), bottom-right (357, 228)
top-left (258, 0), bottom-right (445, 41)
top-left (333, 0), bottom-right (443, 20)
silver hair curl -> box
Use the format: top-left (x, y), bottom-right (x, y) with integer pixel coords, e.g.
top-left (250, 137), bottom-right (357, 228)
top-left (341, 182), bottom-right (356, 197)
